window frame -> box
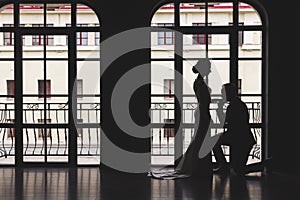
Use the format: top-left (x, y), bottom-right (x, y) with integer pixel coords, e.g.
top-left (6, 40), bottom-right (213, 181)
top-left (0, 1), bottom-right (101, 167)
top-left (150, 1), bottom-right (269, 166)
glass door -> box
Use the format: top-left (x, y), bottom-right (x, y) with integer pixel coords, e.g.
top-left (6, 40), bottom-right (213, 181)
top-left (22, 34), bottom-right (70, 164)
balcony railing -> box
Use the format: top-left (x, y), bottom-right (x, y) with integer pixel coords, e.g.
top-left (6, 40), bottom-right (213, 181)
top-left (150, 99), bottom-right (262, 163)
top-left (0, 102), bottom-right (100, 160)
top-left (0, 98), bottom-right (262, 164)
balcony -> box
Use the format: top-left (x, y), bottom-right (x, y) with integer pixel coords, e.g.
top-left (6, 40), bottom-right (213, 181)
top-left (0, 97), bottom-right (261, 165)
top-left (0, 101), bottom-right (100, 165)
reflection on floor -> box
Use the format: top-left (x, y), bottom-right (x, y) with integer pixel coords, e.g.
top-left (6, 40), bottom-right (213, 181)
top-left (0, 167), bottom-right (299, 200)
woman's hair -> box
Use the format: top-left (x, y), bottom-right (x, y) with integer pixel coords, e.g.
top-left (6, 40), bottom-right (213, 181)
top-left (192, 66), bottom-right (199, 74)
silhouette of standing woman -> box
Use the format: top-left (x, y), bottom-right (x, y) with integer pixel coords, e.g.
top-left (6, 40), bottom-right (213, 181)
top-left (175, 58), bottom-right (213, 177)
top-left (150, 58), bottom-right (213, 179)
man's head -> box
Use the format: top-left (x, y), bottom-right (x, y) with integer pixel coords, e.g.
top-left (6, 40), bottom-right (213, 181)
top-left (221, 83), bottom-right (238, 101)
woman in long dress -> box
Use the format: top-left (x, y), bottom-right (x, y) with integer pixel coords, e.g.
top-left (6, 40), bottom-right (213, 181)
top-left (150, 58), bottom-right (213, 179)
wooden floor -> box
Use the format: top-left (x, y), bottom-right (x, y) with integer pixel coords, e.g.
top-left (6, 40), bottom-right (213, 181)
top-left (0, 167), bottom-right (299, 200)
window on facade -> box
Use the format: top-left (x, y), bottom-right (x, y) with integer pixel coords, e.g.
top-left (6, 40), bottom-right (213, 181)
top-left (3, 24), bottom-right (14, 46)
top-left (164, 119), bottom-right (175, 137)
top-left (32, 24), bottom-right (54, 46)
top-left (158, 23), bottom-right (174, 45)
top-left (38, 119), bottom-right (51, 138)
top-left (66, 23), bottom-right (89, 45)
top-left (164, 79), bottom-right (174, 98)
top-left (192, 23), bottom-right (212, 44)
top-left (6, 80), bottom-right (14, 97)
top-left (95, 31), bottom-right (100, 46)
top-left (77, 24), bottom-right (88, 46)
top-left (2, 24), bottom-right (25, 45)
top-left (38, 80), bottom-right (51, 98)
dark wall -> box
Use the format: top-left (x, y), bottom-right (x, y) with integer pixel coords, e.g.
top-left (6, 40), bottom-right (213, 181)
top-left (256, 0), bottom-right (299, 173)
top-left (88, 0), bottom-right (299, 173)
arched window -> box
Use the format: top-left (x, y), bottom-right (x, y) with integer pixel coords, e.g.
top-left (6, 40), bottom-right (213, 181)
top-left (150, 1), bottom-right (268, 167)
top-left (0, 2), bottom-right (101, 166)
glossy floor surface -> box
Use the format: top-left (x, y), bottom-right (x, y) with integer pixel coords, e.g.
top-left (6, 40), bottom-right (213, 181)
top-left (0, 167), bottom-right (299, 200)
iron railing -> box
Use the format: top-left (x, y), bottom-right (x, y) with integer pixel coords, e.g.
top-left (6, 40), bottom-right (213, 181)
top-left (0, 99), bottom-right (261, 162)
top-left (0, 102), bottom-right (100, 159)
top-left (150, 100), bottom-right (262, 161)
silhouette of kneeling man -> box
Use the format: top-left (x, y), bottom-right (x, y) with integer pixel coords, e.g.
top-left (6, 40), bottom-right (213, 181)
top-left (213, 83), bottom-right (257, 175)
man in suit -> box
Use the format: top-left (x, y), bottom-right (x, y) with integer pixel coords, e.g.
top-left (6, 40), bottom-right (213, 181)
top-left (213, 83), bottom-right (256, 175)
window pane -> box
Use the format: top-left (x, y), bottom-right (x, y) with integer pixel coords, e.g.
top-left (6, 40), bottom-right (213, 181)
top-left (46, 61), bottom-right (68, 95)
top-left (47, 128), bottom-right (69, 163)
top-left (180, 3), bottom-right (205, 26)
top-left (183, 59), bottom-right (228, 96)
top-left (46, 4), bottom-right (71, 27)
top-left (151, 61), bottom-right (174, 95)
top-left (20, 4), bottom-right (44, 26)
top-left (77, 61), bottom-right (100, 96)
top-left (238, 60), bottom-right (262, 94)
top-left (77, 32), bottom-right (100, 59)
top-left (165, 32), bottom-right (173, 37)
top-left (165, 38), bottom-right (173, 45)
top-left (46, 97), bottom-right (69, 124)
top-left (23, 61), bottom-right (43, 95)
top-left (22, 98), bottom-right (45, 124)
top-left (0, 62), bottom-right (14, 96)
top-left (239, 3), bottom-right (262, 25)
top-left (157, 38), bottom-right (165, 45)
top-left (208, 34), bottom-right (230, 58)
top-left (239, 31), bottom-right (262, 58)
top-left (23, 35), bottom-right (44, 58)
top-left (81, 38), bottom-right (88, 45)
top-left (77, 4), bottom-right (100, 27)
top-left (183, 34), bottom-right (207, 58)
top-left (208, 2), bottom-right (233, 26)
top-left (151, 4), bottom-right (174, 26)
top-left (0, 4), bottom-right (13, 27)
top-left (77, 128), bottom-right (100, 165)
top-left (46, 35), bottom-right (68, 58)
